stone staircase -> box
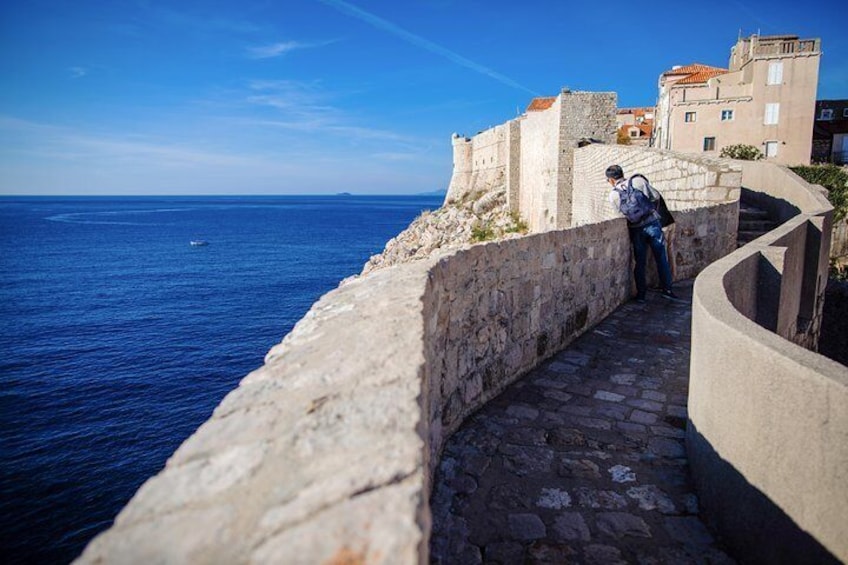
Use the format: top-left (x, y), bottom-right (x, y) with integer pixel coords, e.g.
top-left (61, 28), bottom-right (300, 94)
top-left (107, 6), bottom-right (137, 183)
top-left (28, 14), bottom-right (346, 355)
top-left (737, 198), bottom-right (779, 247)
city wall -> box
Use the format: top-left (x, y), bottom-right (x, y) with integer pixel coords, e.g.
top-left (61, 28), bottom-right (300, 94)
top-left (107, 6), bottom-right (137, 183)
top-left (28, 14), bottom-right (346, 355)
top-left (447, 90), bottom-right (617, 232)
top-left (688, 161), bottom-right (848, 563)
top-left (77, 151), bottom-right (739, 564)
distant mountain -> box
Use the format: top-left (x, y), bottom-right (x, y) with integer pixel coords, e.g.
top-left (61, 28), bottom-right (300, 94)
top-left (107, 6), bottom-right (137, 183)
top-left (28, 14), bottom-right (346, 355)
top-left (416, 189), bottom-right (447, 197)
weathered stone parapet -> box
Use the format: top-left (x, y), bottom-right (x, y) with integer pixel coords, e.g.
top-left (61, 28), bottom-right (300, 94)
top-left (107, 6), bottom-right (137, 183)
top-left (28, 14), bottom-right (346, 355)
top-left (422, 220), bottom-right (632, 453)
top-left (571, 144), bottom-right (742, 228)
top-left (76, 263), bottom-right (434, 564)
top-left (689, 163), bottom-right (848, 563)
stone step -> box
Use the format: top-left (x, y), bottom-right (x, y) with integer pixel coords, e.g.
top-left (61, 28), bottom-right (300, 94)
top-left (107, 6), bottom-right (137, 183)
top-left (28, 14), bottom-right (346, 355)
top-left (737, 230), bottom-right (769, 243)
top-left (739, 219), bottom-right (777, 232)
top-left (739, 206), bottom-right (770, 221)
top-left (737, 200), bottom-right (776, 247)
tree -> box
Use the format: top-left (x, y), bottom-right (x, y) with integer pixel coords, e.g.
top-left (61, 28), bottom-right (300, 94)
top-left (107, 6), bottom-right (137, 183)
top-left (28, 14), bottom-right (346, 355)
top-left (720, 144), bottom-right (763, 160)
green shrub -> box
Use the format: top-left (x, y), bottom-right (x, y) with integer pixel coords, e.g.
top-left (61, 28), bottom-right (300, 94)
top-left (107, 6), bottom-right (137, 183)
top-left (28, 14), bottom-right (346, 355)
top-left (790, 164), bottom-right (848, 221)
top-left (505, 211), bottom-right (529, 234)
top-left (471, 222), bottom-right (495, 242)
top-left (720, 144), bottom-right (763, 160)
top-left (830, 260), bottom-right (848, 281)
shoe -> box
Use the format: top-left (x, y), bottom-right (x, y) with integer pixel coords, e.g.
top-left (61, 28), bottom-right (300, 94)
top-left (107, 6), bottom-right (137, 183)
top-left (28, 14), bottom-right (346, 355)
top-left (660, 289), bottom-right (686, 303)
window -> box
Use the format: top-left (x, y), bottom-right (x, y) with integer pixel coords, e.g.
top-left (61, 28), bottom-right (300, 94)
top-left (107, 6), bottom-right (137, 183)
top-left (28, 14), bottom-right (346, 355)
top-left (767, 62), bottom-right (784, 85)
top-left (685, 112), bottom-right (697, 123)
top-left (703, 137), bottom-right (716, 151)
top-left (820, 108), bottom-right (834, 120)
top-left (629, 129), bottom-right (639, 138)
top-left (765, 141), bottom-right (779, 158)
top-left (844, 108), bottom-right (848, 118)
top-left (764, 103), bottom-right (780, 125)
top-left (721, 109), bottom-right (734, 121)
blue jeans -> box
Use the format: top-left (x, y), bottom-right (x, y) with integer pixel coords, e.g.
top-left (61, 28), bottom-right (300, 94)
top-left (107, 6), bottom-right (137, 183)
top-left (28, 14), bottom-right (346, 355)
top-left (629, 219), bottom-right (673, 297)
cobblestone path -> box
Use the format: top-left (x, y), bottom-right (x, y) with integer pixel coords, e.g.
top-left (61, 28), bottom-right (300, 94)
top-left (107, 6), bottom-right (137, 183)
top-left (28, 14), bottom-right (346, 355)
top-left (430, 280), bottom-right (735, 564)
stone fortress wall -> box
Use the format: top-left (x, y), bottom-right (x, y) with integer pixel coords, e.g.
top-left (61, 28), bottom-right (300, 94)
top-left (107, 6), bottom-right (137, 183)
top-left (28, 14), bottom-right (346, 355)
top-left (77, 92), bottom-right (847, 564)
top-left (447, 90), bottom-right (617, 232)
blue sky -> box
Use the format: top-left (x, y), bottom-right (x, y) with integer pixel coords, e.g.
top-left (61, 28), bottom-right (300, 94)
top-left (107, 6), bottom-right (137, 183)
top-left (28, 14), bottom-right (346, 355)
top-left (1, 0), bottom-right (846, 195)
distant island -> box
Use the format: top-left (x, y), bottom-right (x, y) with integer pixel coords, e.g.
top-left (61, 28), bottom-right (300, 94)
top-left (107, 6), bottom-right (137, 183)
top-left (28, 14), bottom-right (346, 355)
top-left (332, 190), bottom-right (446, 197)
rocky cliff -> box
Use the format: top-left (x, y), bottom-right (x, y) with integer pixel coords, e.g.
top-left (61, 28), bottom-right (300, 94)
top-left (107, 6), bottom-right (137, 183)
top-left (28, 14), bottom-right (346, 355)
top-left (357, 186), bottom-right (527, 277)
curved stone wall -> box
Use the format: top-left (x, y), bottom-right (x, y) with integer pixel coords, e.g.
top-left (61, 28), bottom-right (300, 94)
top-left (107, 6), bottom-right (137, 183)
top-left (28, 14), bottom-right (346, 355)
top-left (688, 161), bottom-right (848, 563)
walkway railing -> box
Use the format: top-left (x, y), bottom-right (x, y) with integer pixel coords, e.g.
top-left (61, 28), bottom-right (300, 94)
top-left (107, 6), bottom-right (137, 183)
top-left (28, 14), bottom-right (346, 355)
top-left (689, 161), bottom-right (848, 563)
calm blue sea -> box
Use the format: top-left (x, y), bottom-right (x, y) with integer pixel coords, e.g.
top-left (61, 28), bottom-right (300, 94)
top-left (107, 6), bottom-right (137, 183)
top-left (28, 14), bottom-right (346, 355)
top-left (0, 194), bottom-right (442, 564)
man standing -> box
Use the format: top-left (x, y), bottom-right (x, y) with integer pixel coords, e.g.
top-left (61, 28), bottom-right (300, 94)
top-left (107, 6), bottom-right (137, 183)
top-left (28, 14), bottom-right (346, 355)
top-left (605, 164), bottom-right (682, 303)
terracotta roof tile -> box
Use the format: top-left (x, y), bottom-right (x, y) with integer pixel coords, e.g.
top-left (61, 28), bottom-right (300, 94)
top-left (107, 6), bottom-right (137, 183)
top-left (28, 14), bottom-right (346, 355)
top-left (526, 97), bottom-right (556, 112)
top-left (663, 63), bottom-right (726, 76)
top-left (662, 63), bottom-right (728, 86)
top-left (676, 68), bottom-right (728, 84)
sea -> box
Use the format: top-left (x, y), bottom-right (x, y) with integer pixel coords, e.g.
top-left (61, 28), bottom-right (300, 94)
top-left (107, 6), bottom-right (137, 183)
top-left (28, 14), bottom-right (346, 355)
top-left (0, 194), bottom-right (443, 564)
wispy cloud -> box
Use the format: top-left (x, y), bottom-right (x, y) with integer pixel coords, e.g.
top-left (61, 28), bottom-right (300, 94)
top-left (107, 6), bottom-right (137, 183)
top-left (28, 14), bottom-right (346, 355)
top-left (0, 115), bottom-right (443, 195)
top-left (246, 39), bottom-right (339, 59)
top-left (0, 116), bottom-right (253, 167)
top-left (317, 0), bottom-right (538, 96)
top-left (68, 66), bottom-right (88, 79)
top-left (148, 5), bottom-right (263, 36)
top-left (246, 80), bottom-right (340, 122)
top-left (242, 81), bottom-right (426, 145)
top-left (247, 41), bottom-right (305, 59)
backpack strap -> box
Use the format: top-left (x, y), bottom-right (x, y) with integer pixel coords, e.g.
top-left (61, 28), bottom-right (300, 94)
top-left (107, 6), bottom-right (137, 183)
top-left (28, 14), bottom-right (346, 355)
top-left (629, 174), bottom-right (661, 202)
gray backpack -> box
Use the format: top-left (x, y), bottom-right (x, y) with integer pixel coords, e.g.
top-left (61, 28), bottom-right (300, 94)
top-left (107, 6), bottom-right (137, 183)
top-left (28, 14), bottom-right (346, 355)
top-left (617, 174), bottom-right (657, 224)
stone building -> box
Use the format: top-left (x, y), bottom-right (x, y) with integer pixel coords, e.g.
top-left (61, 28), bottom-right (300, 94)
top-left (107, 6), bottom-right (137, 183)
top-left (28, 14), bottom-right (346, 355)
top-left (447, 89), bottom-right (617, 232)
top-left (813, 99), bottom-right (848, 164)
top-left (653, 34), bottom-right (821, 165)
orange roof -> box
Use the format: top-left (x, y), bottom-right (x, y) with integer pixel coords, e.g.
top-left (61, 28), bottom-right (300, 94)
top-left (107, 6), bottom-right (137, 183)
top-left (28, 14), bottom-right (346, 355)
top-left (677, 68), bottom-right (728, 84)
top-left (526, 97), bottom-right (556, 112)
top-left (663, 63), bottom-right (728, 85)
top-left (618, 107), bottom-right (654, 115)
top-left (618, 123), bottom-right (653, 137)
top-left (663, 63), bottom-right (722, 75)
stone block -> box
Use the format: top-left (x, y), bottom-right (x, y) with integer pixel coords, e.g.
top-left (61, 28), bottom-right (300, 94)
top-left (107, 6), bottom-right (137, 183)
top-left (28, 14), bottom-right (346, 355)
top-left (551, 512), bottom-right (591, 541)
top-left (596, 512), bottom-right (652, 539)
top-left (507, 513), bottom-right (546, 540)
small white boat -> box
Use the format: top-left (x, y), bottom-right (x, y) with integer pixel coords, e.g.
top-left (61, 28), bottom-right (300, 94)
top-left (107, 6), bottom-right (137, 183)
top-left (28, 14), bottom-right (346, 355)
top-left (190, 240), bottom-right (209, 247)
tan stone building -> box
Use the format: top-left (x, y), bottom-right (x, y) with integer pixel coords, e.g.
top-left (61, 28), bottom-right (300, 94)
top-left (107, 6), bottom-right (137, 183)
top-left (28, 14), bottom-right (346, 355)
top-left (653, 34), bottom-right (821, 165)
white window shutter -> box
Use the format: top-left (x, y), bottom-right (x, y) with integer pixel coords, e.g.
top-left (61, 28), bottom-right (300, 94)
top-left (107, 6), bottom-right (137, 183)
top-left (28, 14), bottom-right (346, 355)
top-left (765, 103), bottom-right (780, 125)
top-left (768, 62), bottom-right (784, 85)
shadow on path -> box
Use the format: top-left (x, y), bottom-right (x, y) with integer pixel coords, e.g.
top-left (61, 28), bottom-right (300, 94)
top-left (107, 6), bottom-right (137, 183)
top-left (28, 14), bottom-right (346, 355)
top-left (430, 280), bottom-right (735, 564)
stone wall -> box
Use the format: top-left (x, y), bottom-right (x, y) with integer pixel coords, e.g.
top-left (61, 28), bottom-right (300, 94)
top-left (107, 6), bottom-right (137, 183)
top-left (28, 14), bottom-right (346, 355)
top-left (446, 125), bottom-right (509, 204)
top-left (518, 98), bottom-right (561, 232)
top-left (78, 196), bottom-right (737, 563)
top-left (558, 91), bottom-right (617, 226)
top-left (688, 162), bottom-right (848, 563)
top-left (572, 144), bottom-right (742, 227)
top-left (422, 221), bottom-right (631, 453)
